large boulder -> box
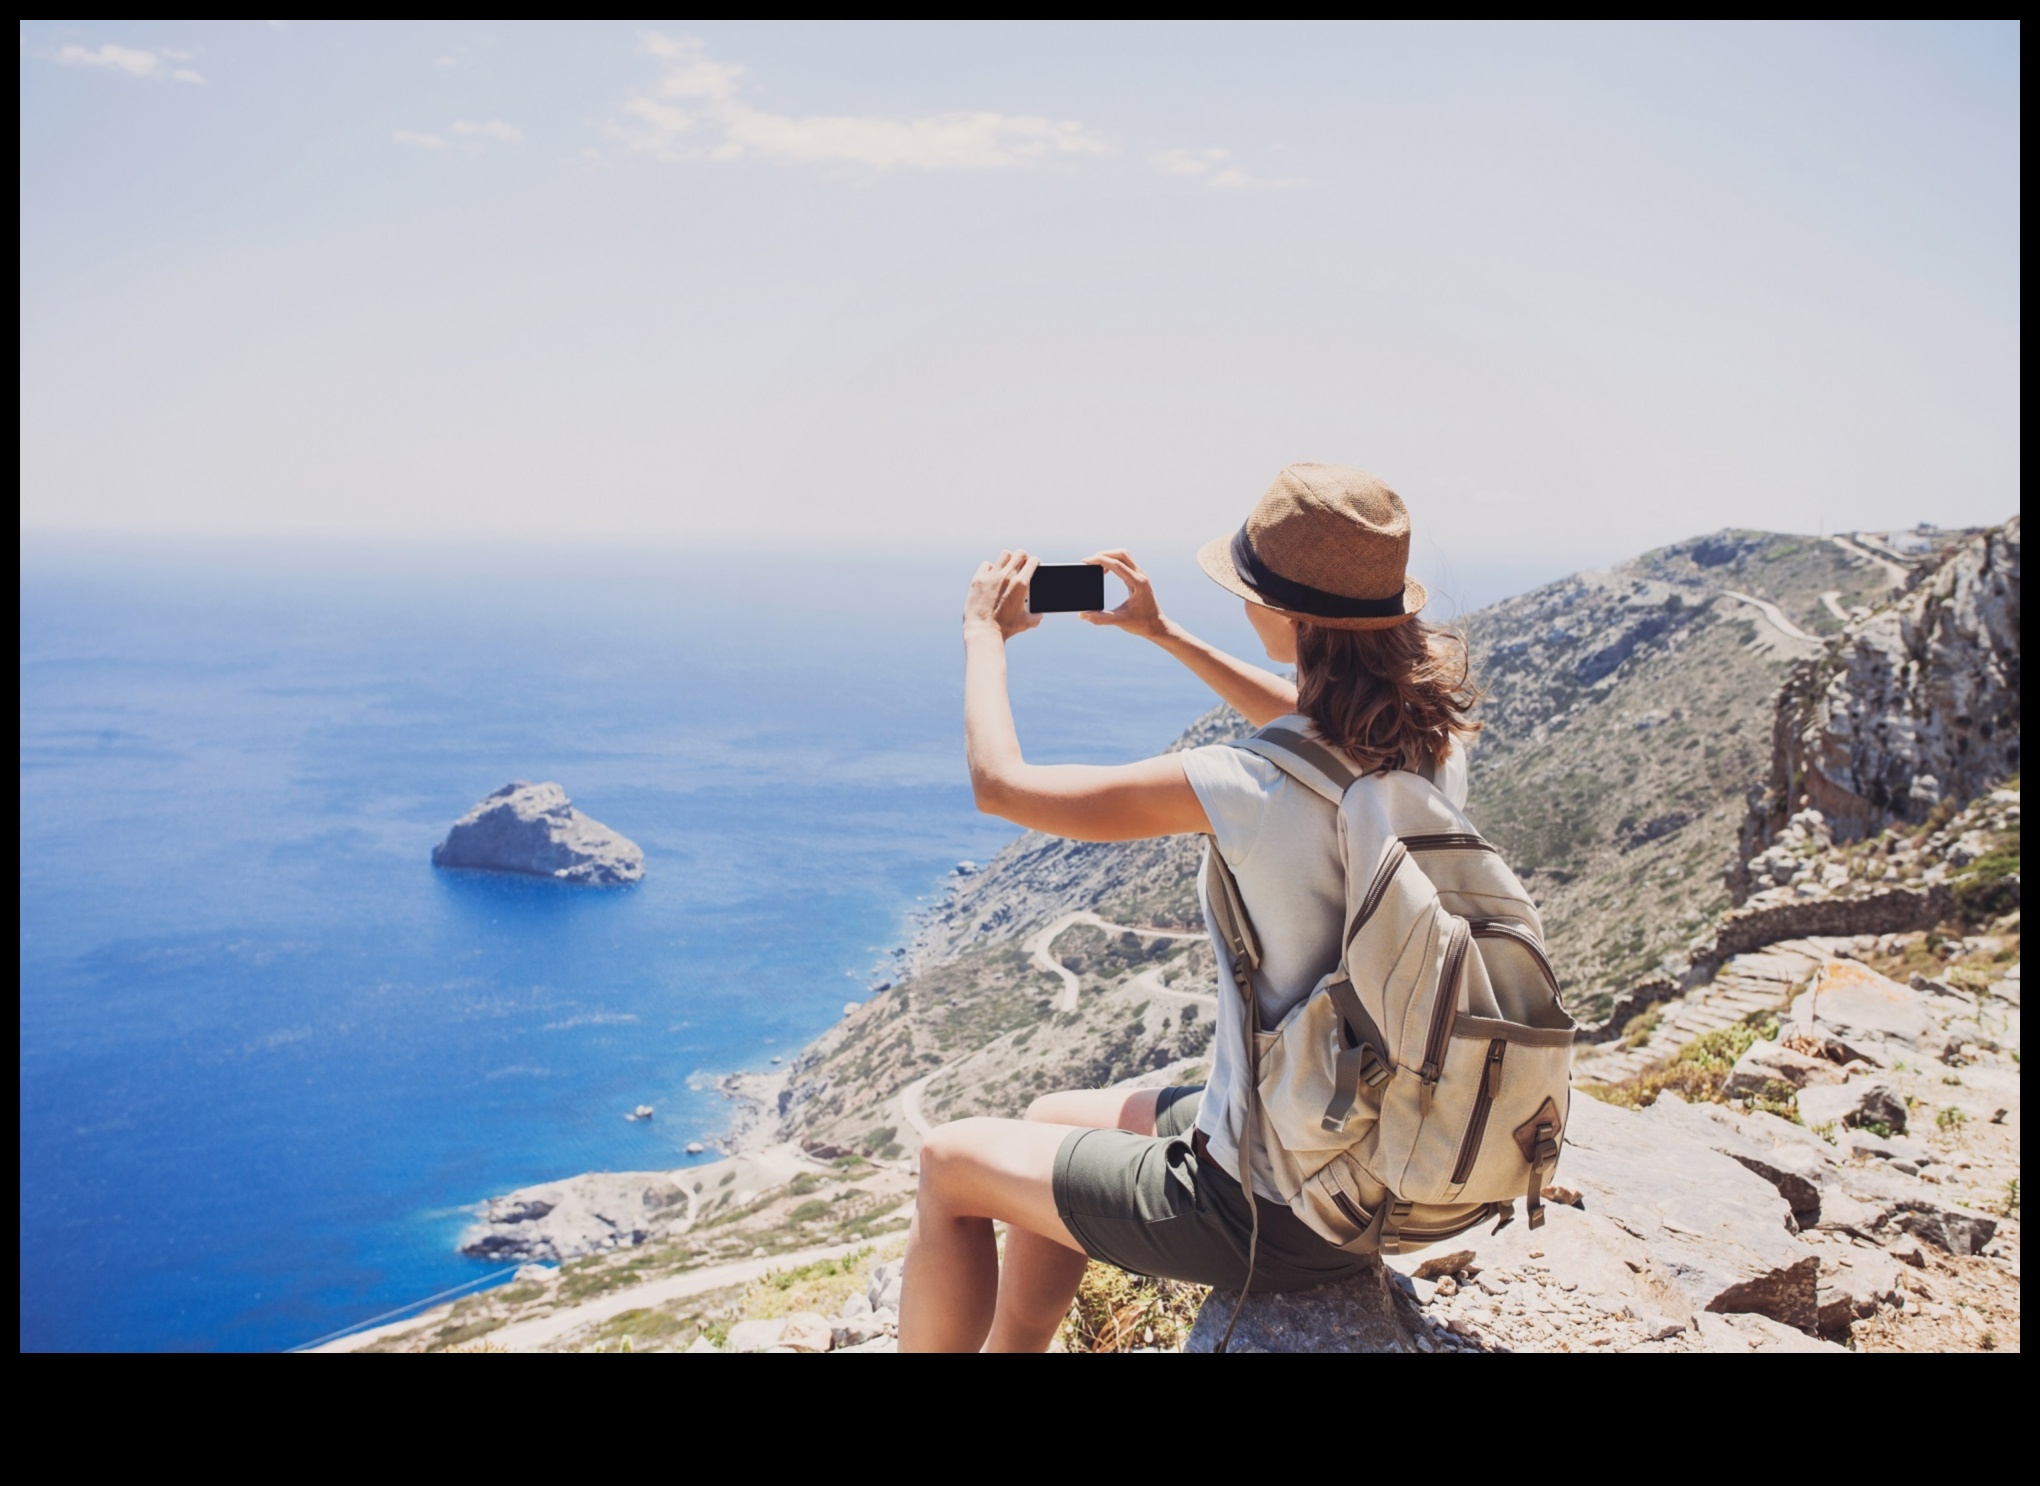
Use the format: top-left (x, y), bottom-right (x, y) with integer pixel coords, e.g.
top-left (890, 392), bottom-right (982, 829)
top-left (1639, 1096), bottom-right (1839, 1221)
top-left (1725, 1039), bottom-right (1845, 1097)
top-left (1187, 1092), bottom-right (1825, 1351)
top-left (1186, 1262), bottom-right (1415, 1353)
top-left (1800, 960), bottom-right (1936, 1048)
top-left (432, 782), bottom-right (644, 885)
top-left (1798, 1079), bottom-right (1909, 1135)
top-left (1816, 1162), bottom-right (1999, 1255)
top-left (1559, 1094), bottom-right (1820, 1333)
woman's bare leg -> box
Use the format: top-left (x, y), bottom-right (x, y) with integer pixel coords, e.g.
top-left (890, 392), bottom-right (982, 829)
top-left (899, 1117), bottom-right (1080, 1353)
top-left (901, 1090), bottom-right (1172, 1353)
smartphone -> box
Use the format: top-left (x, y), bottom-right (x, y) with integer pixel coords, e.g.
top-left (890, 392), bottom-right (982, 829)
top-left (1028, 563), bottom-right (1106, 613)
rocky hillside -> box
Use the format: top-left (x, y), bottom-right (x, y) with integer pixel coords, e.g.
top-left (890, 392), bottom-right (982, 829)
top-left (1740, 518), bottom-right (2020, 870)
top-left (904, 528), bottom-right (1930, 1027)
top-left (1460, 531), bottom-right (1918, 1019)
top-left (356, 519), bottom-right (2016, 1354)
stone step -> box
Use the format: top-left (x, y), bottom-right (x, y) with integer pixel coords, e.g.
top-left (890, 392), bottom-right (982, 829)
top-left (1675, 1011), bottom-right (1736, 1032)
top-left (1712, 992), bottom-right (1782, 1012)
top-left (1711, 977), bottom-right (1789, 998)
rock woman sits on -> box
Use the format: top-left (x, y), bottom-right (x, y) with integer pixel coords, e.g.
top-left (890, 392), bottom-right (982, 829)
top-left (902, 463), bottom-right (1483, 1352)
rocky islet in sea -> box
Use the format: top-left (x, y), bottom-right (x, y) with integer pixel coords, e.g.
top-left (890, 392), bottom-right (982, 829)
top-left (431, 782), bottom-right (644, 885)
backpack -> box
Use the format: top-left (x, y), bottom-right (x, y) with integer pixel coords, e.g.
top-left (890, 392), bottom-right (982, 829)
top-left (1202, 721), bottom-right (1576, 1344)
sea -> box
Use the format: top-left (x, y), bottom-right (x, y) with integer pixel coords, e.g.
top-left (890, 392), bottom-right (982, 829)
top-left (19, 538), bottom-right (1556, 1352)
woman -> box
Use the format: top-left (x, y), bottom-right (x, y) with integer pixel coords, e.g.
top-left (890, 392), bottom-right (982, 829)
top-left (900, 462), bottom-right (1482, 1353)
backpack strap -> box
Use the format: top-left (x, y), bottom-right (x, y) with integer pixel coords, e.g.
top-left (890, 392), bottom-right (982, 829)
top-left (1234, 722), bottom-right (1443, 800)
top-left (1231, 725), bottom-right (1357, 804)
top-left (1201, 843), bottom-right (1263, 1354)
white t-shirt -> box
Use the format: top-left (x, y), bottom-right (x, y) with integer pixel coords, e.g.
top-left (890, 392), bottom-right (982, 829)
top-left (1180, 716), bottom-right (1468, 1202)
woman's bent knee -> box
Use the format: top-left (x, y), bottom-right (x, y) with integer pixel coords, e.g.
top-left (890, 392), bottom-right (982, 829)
top-left (917, 1118), bottom-right (1001, 1189)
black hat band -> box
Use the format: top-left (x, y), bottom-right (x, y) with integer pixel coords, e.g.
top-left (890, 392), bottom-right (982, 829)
top-left (1230, 526), bottom-right (1408, 620)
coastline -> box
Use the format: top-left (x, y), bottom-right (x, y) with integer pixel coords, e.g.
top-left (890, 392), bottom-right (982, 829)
top-left (705, 1067), bottom-right (792, 1156)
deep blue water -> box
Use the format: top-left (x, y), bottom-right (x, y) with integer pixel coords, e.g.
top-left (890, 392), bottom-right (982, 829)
top-left (19, 541), bottom-right (1274, 1352)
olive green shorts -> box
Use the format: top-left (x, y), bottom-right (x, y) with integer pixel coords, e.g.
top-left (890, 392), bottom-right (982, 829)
top-left (1051, 1086), bottom-right (1373, 1293)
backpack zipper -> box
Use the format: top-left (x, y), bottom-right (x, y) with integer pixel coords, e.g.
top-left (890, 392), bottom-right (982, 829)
top-left (1468, 918), bottom-right (1560, 992)
top-left (1399, 833), bottom-right (1497, 853)
top-left (1343, 840), bottom-right (1408, 949)
top-left (1417, 918), bottom-right (1471, 1110)
top-left (1450, 1039), bottom-right (1507, 1185)
top-left (1329, 1189), bottom-right (1497, 1244)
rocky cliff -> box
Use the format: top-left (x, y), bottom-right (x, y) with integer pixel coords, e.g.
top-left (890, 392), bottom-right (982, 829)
top-left (1740, 517), bottom-right (2020, 876)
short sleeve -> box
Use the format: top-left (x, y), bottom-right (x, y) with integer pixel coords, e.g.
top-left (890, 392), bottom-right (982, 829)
top-left (1440, 737), bottom-right (1470, 809)
top-left (1179, 744), bottom-right (1283, 869)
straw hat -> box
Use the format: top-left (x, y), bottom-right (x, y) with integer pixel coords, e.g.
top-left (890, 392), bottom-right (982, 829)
top-left (1197, 463), bottom-right (1427, 631)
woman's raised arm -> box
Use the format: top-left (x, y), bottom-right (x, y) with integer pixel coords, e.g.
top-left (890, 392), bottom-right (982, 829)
top-left (963, 551), bottom-right (1209, 841)
top-left (1082, 550), bottom-right (1297, 726)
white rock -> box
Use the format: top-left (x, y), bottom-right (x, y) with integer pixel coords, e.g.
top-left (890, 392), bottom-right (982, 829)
top-left (832, 1313), bottom-right (888, 1349)
top-left (1696, 1312), bottom-right (1847, 1353)
top-left (832, 1335), bottom-right (899, 1353)
top-left (1559, 1095), bottom-right (1820, 1333)
top-left (1799, 1079), bottom-right (1908, 1135)
top-left (725, 1318), bottom-right (789, 1352)
top-left (867, 1259), bottom-right (905, 1313)
top-left (1725, 1039), bottom-right (1845, 1096)
top-left (1817, 1253), bottom-right (1904, 1338)
top-left (779, 1312), bottom-right (834, 1352)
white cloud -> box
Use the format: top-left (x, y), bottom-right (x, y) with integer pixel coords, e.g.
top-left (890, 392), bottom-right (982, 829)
top-left (641, 32), bottom-right (745, 102)
top-left (611, 33), bottom-right (1108, 170)
top-left (56, 43), bottom-right (206, 84)
top-left (1152, 147), bottom-right (1252, 188)
top-left (393, 120), bottom-right (523, 153)
top-left (451, 119), bottom-right (523, 144)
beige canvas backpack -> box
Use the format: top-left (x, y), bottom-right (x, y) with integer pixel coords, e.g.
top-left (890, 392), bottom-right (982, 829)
top-left (1204, 723), bottom-right (1576, 1345)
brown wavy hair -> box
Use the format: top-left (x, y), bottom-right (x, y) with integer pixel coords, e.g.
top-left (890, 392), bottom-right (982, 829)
top-left (1294, 618), bottom-right (1483, 772)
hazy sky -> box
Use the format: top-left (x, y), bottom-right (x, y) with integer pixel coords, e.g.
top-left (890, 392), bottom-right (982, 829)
top-left (18, 21), bottom-right (2021, 576)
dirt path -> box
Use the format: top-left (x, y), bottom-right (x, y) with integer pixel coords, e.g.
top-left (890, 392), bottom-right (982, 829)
top-left (1027, 911), bottom-right (1206, 1013)
top-left (1820, 589), bottom-right (1849, 622)
top-left (1721, 589), bottom-right (1823, 652)
top-left (1121, 963), bottom-right (1218, 1010)
top-left (899, 1071), bottom-right (936, 1139)
top-left (490, 1235), bottom-right (895, 1353)
top-left (1828, 534), bottom-right (1910, 589)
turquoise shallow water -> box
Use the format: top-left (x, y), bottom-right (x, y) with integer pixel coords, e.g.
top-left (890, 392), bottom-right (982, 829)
top-left (18, 543), bottom-right (1254, 1352)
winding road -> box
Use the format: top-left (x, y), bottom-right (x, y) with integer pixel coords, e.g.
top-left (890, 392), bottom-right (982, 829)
top-left (1719, 589), bottom-right (1823, 653)
top-left (1026, 911), bottom-right (1206, 1013)
top-left (899, 914), bottom-right (1214, 1139)
top-left (1827, 533), bottom-right (1911, 589)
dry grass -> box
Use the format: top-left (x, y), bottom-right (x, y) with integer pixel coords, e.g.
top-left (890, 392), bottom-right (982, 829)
top-left (1055, 1262), bottom-right (1208, 1353)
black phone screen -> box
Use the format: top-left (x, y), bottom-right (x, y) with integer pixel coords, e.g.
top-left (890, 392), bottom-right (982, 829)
top-left (1028, 563), bottom-right (1106, 613)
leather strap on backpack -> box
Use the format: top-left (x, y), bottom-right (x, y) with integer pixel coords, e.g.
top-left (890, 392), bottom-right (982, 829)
top-left (1201, 843), bottom-right (1263, 1355)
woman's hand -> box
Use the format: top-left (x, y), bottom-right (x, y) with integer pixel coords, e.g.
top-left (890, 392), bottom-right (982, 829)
top-left (1080, 550), bottom-right (1168, 641)
top-left (964, 550), bottom-right (1042, 642)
